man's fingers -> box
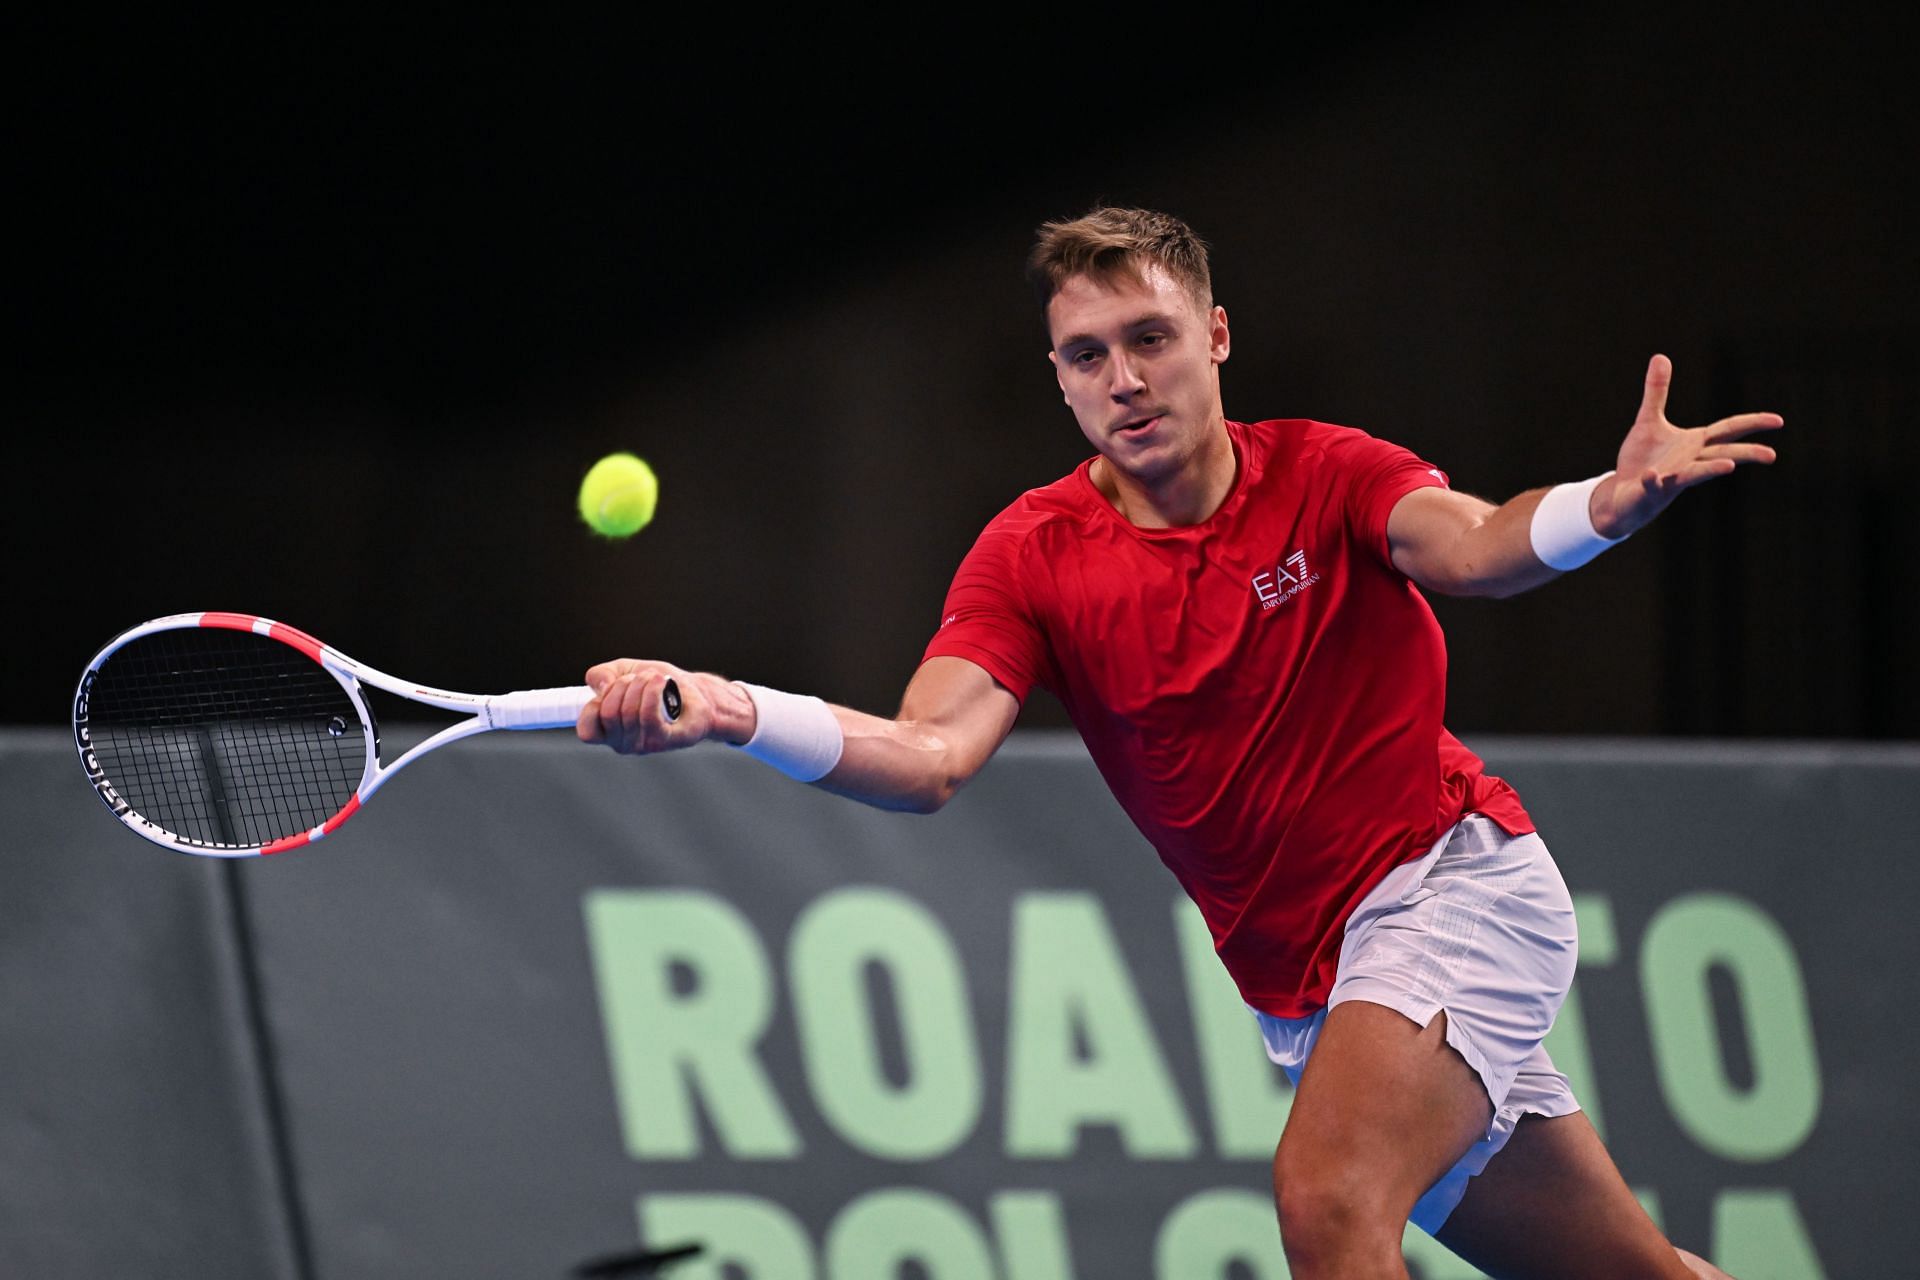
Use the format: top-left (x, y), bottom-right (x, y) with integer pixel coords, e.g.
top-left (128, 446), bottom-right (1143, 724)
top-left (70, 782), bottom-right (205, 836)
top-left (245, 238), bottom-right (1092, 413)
top-left (1639, 459), bottom-right (1739, 496)
top-left (1676, 459), bottom-right (1739, 486)
top-left (618, 671), bottom-right (664, 752)
top-left (576, 696), bottom-right (606, 743)
top-left (637, 672), bottom-right (674, 750)
top-left (584, 659), bottom-right (638, 695)
top-left (586, 669), bottom-right (688, 754)
top-left (1702, 412), bottom-right (1784, 442)
top-left (1699, 441), bottom-right (1778, 466)
top-left (588, 677), bottom-right (622, 750)
top-left (577, 660), bottom-right (697, 755)
top-left (1636, 353), bottom-right (1673, 424)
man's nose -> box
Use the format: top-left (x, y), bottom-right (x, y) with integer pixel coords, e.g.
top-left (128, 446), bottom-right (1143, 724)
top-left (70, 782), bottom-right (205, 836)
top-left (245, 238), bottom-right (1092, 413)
top-left (1109, 350), bottom-right (1146, 399)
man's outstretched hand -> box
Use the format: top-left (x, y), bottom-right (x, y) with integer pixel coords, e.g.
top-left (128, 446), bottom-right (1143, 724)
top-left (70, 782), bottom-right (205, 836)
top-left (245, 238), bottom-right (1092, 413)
top-left (1591, 354), bottom-right (1782, 539)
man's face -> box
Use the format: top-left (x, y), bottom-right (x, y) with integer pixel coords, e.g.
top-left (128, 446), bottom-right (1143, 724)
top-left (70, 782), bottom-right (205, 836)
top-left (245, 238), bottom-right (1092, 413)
top-left (1047, 262), bottom-right (1230, 488)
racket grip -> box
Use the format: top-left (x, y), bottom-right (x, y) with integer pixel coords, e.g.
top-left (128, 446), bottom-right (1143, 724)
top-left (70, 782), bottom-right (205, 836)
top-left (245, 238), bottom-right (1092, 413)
top-left (485, 681), bottom-right (683, 730)
top-left (485, 686), bottom-right (597, 730)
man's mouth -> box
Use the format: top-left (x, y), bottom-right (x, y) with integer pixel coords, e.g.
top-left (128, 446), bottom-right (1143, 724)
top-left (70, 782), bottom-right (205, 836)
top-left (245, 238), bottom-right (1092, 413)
top-left (1116, 413), bottom-right (1164, 438)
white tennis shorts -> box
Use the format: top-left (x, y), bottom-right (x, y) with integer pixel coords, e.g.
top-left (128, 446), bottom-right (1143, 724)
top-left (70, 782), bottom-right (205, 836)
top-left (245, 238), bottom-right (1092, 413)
top-left (1252, 813), bottom-right (1582, 1234)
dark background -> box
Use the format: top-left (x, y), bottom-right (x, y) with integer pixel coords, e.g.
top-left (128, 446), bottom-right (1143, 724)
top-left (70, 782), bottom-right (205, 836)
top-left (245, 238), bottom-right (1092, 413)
top-left (14, 6), bottom-right (1917, 737)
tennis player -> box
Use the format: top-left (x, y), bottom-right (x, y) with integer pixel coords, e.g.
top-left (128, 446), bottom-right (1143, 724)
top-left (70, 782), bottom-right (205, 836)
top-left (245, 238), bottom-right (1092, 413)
top-left (579, 207), bottom-right (1779, 1279)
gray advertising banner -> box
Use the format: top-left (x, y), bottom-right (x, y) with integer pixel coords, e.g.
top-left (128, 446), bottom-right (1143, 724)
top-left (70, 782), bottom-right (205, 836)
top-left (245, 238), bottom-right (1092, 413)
top-left (0, 733), bottom-right (301, 1280)
top-left (5, 731), bottom-right (1916, 1278)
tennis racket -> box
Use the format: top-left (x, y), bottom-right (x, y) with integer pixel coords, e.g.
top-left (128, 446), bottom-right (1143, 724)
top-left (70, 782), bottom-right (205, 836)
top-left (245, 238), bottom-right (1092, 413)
top-left (74, 611), bottom-right (680, 857)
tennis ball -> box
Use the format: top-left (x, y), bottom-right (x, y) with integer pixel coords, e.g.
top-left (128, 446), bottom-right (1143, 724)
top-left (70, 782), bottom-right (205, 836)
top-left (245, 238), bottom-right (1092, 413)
top-left (578, 452), bottom-right (658, 538)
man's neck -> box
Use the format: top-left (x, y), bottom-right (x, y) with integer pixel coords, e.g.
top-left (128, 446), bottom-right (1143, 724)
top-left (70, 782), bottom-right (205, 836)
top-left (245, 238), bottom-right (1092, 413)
top-left (1095, 421), bottom-right (1237, 529)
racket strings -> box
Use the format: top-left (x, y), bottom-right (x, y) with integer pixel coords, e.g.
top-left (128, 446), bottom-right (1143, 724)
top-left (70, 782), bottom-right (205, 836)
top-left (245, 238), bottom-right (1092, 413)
top-left (85, 630), bottom-right (367, 848)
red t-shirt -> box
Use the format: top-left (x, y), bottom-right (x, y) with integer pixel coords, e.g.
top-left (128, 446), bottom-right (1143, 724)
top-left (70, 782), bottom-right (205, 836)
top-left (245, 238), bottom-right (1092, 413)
top-left (923, 418), bottom-right (1533, 1017)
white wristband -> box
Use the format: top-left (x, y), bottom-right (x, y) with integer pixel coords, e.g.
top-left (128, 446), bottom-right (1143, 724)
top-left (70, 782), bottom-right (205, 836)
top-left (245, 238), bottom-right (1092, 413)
top-left (1529, 472), bottom-right (1625, 571)
top-left (731, 682), bottom-right (845, 782)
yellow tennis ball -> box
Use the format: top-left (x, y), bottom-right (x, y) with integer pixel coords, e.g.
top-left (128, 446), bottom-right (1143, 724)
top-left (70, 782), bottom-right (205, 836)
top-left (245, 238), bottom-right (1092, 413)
top-left (577, 452), bottom-right (658, 538)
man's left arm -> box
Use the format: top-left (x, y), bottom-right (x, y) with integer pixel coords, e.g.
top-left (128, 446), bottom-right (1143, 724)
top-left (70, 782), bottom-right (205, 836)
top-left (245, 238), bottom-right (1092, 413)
top-left (1387, 354), bottom-right (1782, 598)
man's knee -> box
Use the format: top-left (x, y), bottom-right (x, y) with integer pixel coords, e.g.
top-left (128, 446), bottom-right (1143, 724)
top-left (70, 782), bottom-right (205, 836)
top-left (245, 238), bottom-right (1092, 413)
top-left (1272, 1142), bottom-right (1407, 1274)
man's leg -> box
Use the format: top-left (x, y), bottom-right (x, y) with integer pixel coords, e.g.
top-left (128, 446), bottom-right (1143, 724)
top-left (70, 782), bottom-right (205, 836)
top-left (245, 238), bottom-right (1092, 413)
top-left (1271, 1000), bottom-right (1493, 1279)
top-left (1434, 1111), bottom-right (1723, 1279)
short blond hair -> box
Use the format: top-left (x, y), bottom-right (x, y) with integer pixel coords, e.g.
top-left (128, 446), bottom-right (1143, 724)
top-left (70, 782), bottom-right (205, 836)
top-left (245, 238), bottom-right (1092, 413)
top-left (1026, 206), bottom-right (1213, 315)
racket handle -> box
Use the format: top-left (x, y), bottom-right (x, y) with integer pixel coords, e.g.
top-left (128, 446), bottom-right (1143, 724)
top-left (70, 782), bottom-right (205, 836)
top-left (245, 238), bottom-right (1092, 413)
top-left (485, 680), bottom-right (684, 730)
top-left (486, 686), bottom-right (596, 730)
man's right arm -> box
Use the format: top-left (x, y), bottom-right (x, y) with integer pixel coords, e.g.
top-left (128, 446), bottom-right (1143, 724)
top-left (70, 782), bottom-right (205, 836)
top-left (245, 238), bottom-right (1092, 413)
top-left (576, 655), bottom-right (1021, 815)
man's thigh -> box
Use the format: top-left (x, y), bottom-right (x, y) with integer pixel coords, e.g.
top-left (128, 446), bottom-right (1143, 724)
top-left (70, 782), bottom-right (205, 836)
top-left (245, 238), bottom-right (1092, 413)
top-left (1275, 999), bottom-right (1492, 1219)
top-left (1434, 1111), bottom-right (1696, 1280)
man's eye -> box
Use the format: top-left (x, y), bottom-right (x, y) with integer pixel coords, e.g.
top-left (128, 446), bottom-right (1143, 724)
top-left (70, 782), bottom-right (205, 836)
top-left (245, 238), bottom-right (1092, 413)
top-left (1073, 350), bottom-right (1102, 364)
top-left (1138, 333), bottom-right (1166, 347)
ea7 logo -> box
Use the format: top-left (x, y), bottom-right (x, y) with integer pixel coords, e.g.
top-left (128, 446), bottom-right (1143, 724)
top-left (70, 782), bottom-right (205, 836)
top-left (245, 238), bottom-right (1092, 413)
top-left (1252, 550), bottom-right (1319, 611)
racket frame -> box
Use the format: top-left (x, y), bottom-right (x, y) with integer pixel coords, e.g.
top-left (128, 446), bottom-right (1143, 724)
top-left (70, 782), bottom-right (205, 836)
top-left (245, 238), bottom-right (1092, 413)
top-left (74, 611), bottom-right (594, 857)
